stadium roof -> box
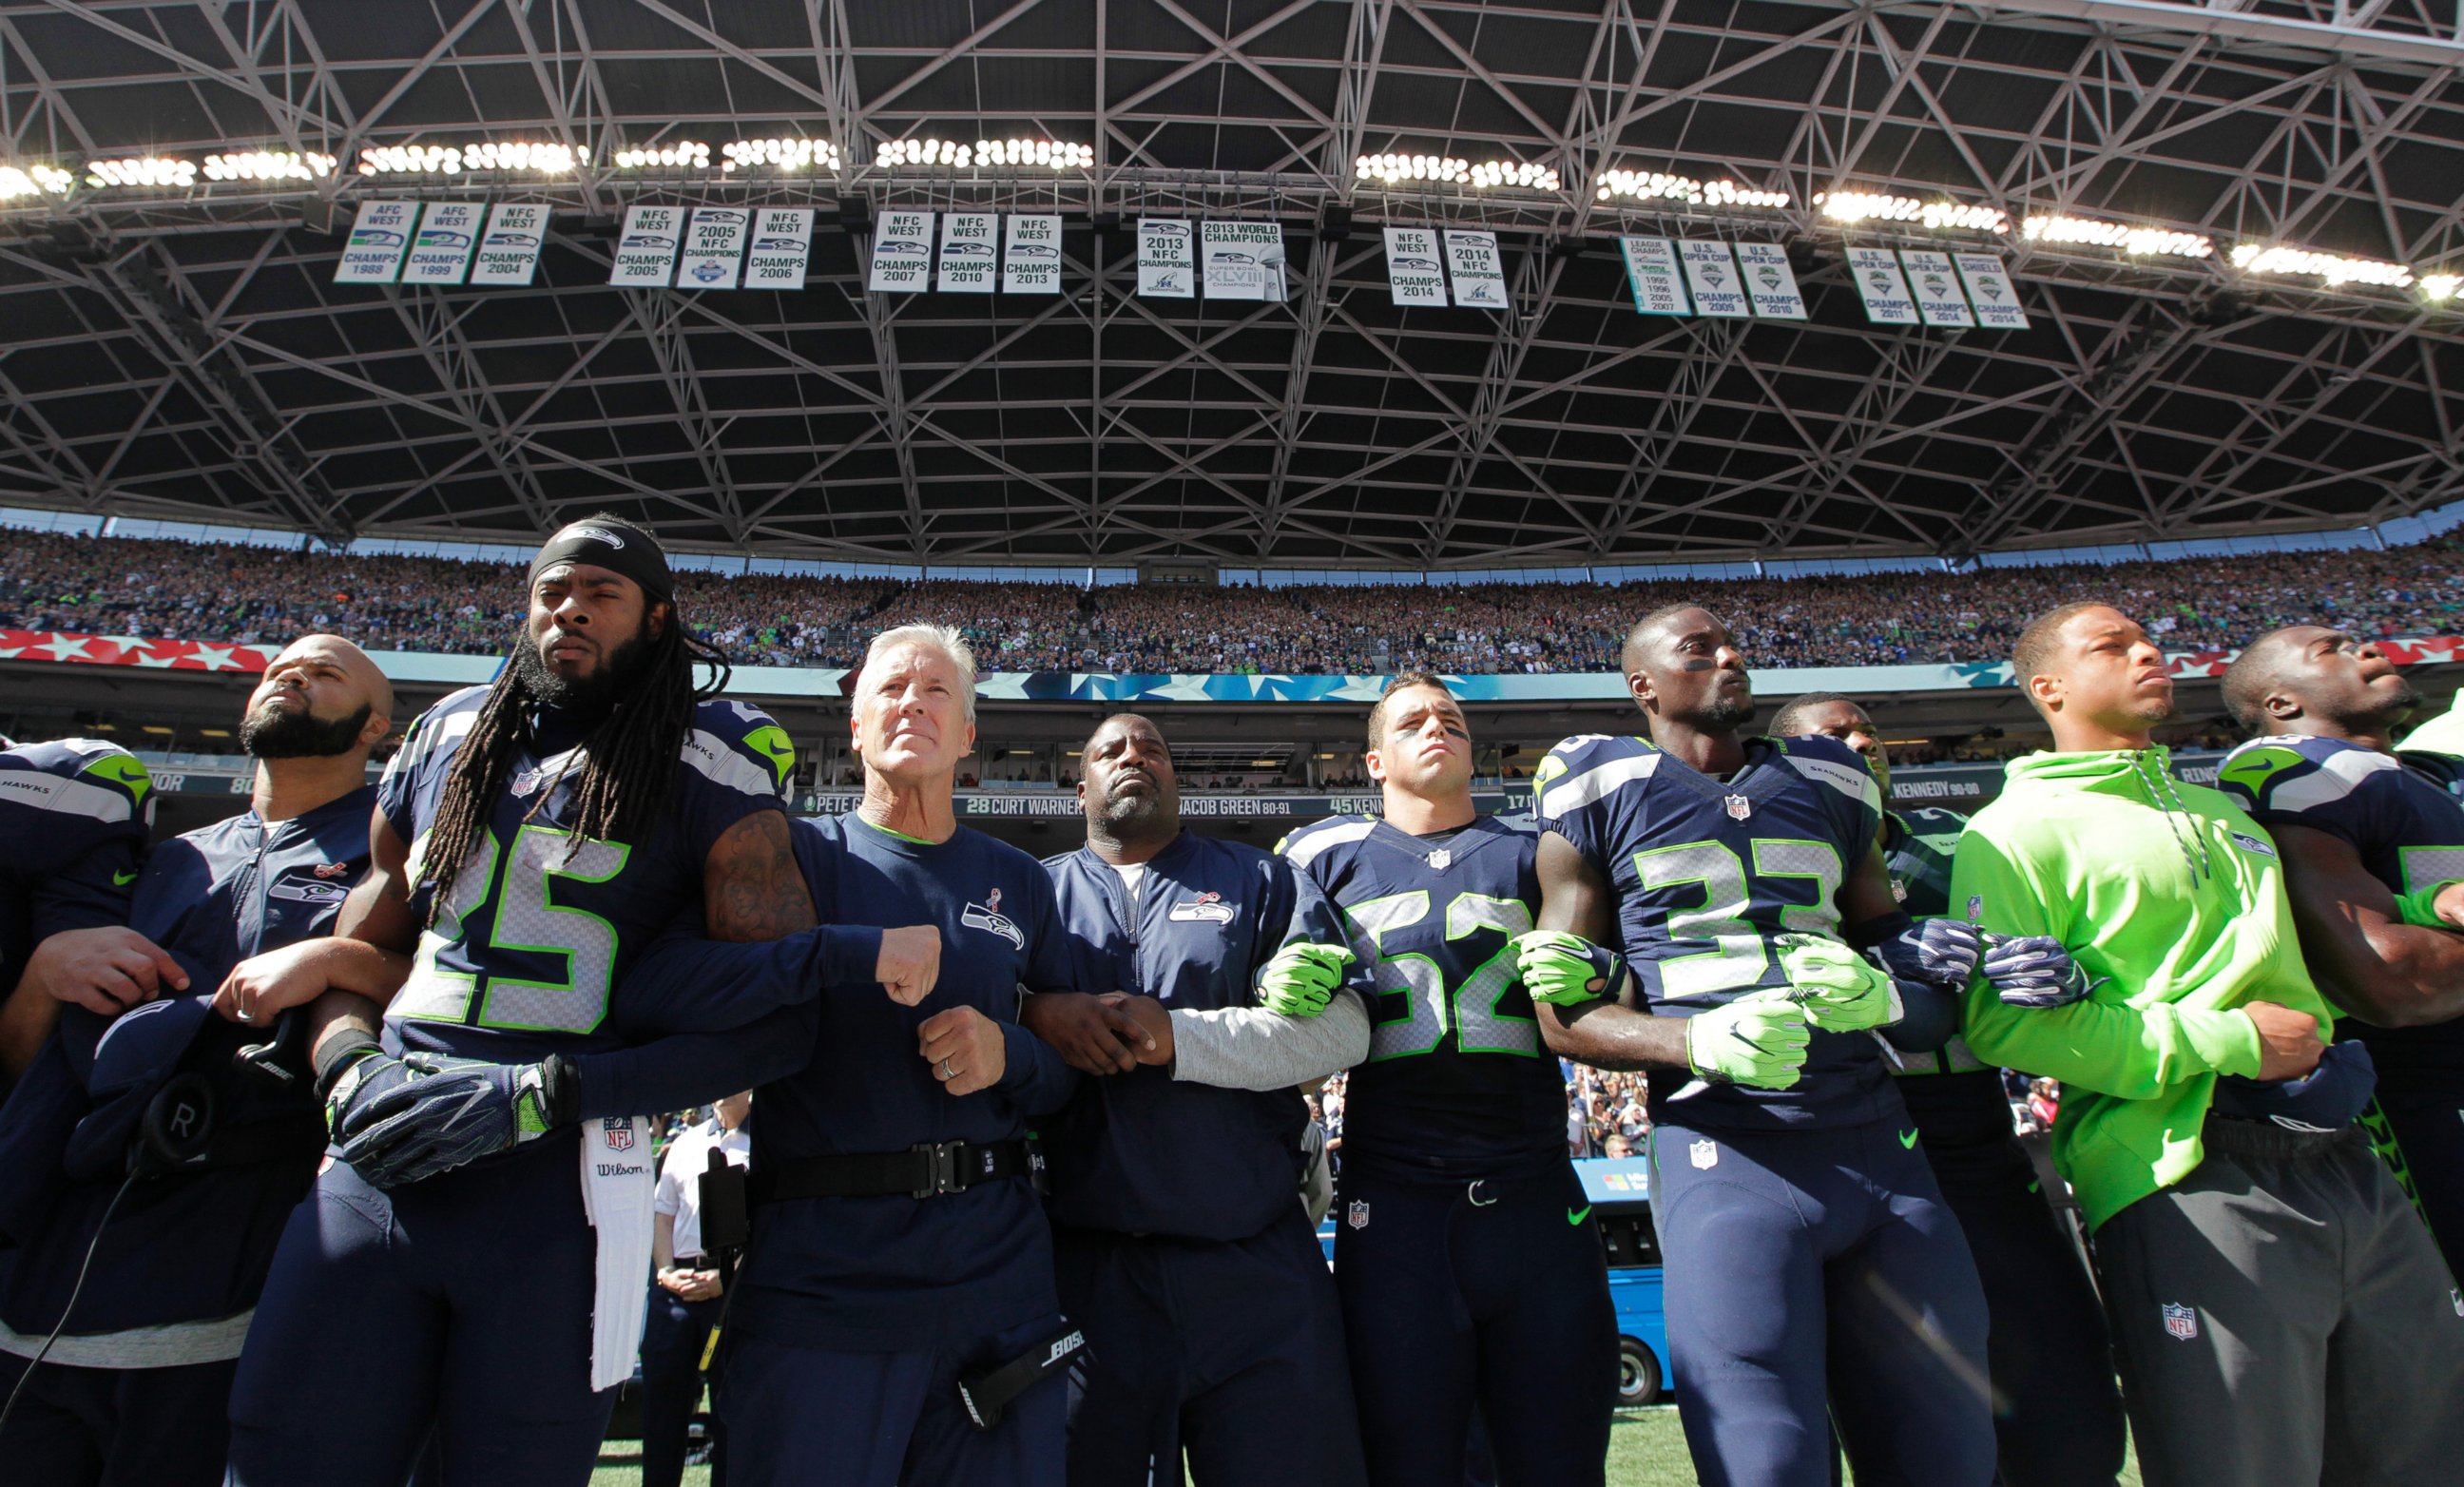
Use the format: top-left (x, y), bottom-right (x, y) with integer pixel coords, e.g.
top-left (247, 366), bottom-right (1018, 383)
top-left (0, 0), bottom-right (2458, 570)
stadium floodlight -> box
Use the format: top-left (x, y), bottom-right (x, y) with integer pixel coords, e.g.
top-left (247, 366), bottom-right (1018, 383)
top-left (2228, 242), bottom-right (2414, 289)
top-left (1355, 153), bottom-right (1473, 185)
top-left (203, 150), bottom-right (339, 183)
top-left (1466, 160), bottom-right (1562, 191)
top-left (356, 142), bottom-right (576, 177)
top-left (1595, 169), bottom-right (1789, 209)
top-left (0, 164), bottom-right (74, 199)
top-left (972, 138), bottom-right (1094, 171)
top-left (85, 156), bottom-right (197, 189)
top-left (610, 141), bottom-right (712, 171)
top-left (2423, 273), bottom-right (2461, 303)
top-left (1814, 191), bottom-right (2006, 233)
top-left (721, 137), bottom-right (843, 173)
top-left (2020, 214), bottom-right (2214, 261)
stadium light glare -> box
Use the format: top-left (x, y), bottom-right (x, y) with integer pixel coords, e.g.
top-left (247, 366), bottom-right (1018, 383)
top-left (86, 156), bottom-right (196, 189)
top-left (2423, 273), bottom-right (2461, 303)
top-left (1356, 153), bottom-right (1472, 185)
top-left (2020, 214), bottom-right (2214, 260)
top-left (1467, 160), bottom-right (1561, 191)
top-left (203, 149), bottom-right (338, 183)
top-left (721, 137), bottom-right (842, 173)
top-left (610, 141), bottom-right (711, 171)
top-left (1595, 169), bottom-right (1789, 209)
top-left (2229, 242), bottom-right (2414, 289)
top-left (1814, 191), bottom-right (2006, 233)
top-left (0, 164), bottom-right (74, 199)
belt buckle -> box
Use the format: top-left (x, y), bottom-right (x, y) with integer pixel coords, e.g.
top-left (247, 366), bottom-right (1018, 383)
top-left (911, 1140), bottom-right (961, 1199)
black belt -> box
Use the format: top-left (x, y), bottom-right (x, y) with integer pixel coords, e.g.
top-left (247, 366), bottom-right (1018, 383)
top-left (752, 1140), bottom-right (1038, 1203)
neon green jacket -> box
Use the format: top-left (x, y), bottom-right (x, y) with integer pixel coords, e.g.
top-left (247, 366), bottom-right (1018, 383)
top-left (1951, 746), bottom-right (2332, 1231)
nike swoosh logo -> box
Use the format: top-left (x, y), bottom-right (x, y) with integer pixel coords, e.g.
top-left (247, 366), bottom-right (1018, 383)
top-left (1567, 1206), bottom-right (1590, 1226)
top-left (1898, 1129), bottom-right (1919, 1149)
top-left (112, 870), bottom-right (139, 885)
top-left (2027, 1179), bottom-right (2041, 1194)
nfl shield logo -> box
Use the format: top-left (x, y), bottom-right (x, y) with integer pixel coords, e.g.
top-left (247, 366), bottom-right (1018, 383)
top-left (1427, 849), bottom-right (1452, 871)
top-left (1689, 1139), bottom-right (1718, 1169)
top-left (2162, 1303), bottom-right (2198, 1342)
top-left (602, 1117), bottom-right (634, 1152)
top-left (1724, 794), bottom-right (1752, 821)
top-left (1347, 1200), bottom-right (1372, 1230)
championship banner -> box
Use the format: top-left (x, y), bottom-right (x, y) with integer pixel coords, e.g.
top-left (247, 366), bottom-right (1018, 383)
top-left (609, 205), bottom-right (685, 287)
top-left (1845, 247), bottom-right (1921, 325)
top-left (468, 203), bottom-right (550, 286)
top-left (1677, 241), bottom-right (1751, 319)
top-left (1898, 249), bottom-right (1976, 328)
top-left (1953, 252), bottom-right (2030, 330)
top-left (1382, 226), bottom-right (1449, 306)
top-left (1617, 237), bottom-right (1689, 316)
top-left (1002, 215), bottom-right (1063, 294)
top-left (1733, 242), bottom-right (1808, 320)
top-left (677, 206), bottom-right (751, 289)
top-left (937, 212), bottom-right (999, 293)
top-left (1443, 230), bottom-right (1509, 308)
top-left (400, 203), bottom-right (482, 285)
top-left (1136, 218), bottom-right (1194, 298)
top-left (742, 208), bottom-right (814, 289)
top-left (334, 200), bottom-right (416, 283)
top-left (1202, 220), bottom-right (1287, 300)
top-left (868, 210), bottom-right (934, 293)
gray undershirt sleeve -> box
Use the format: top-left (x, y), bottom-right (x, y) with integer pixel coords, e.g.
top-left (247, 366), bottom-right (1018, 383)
top-left (1166, 988), bottom-right (1370, 1091)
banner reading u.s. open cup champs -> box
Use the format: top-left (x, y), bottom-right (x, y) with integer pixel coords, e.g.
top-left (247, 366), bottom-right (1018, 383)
top-left (937, 212), bottom-right (999, 293)
top-left (1137, 218), bottom-right (1195, 299)
top-left (868, 210), bottom-right (935, 293)
top-left (1898, 249), bottom-right (1976, 328)
top-left (1732, 241), bottom-right (1808, 320)
top-left (1677, 241), bottom-right (1752, 319)
top-left (468, 203), bottom-right (550, 286)
top-left (1202, 221), bottom-right (1287, 300)
top-left (1443, 230), bottom-right (1510, 309)
top-left (609, 205), bottom-right (686, 287)
top-left (1002, 214), bottom-right (1063, 294)
top-left (1952, 252), bottom-right (2030, 330)
top-left (741, 208), bottom-right (814, 289)
top-left (676, 206), bottom-right (752, 289)
top-left (334, 200), bottom-right (417, 283)
top-left (1844, 246), bottom-right (1921, 325)
top-left (399, 203), bottom-right (483, 285)
top-left (1617, 237), bottom-right (1690, 316)
top-left (1382, 226), bottom-right (1449, 306)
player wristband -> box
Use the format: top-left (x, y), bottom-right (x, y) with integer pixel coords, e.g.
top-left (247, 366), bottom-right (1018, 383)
top-left (2395, 880), bottom-right (2463, 929)
top-left (312, 1029), bottom-right (381, 1102)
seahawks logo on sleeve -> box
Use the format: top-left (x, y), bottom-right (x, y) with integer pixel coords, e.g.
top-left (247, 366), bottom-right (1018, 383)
top-left (0, 738), bottom-right (154, 826)
top-left (2215, 735), bottom-right (2399, 821)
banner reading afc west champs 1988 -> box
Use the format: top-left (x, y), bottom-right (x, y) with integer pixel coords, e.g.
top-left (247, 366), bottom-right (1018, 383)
top-left (335, 201), bottom-right (416, 283)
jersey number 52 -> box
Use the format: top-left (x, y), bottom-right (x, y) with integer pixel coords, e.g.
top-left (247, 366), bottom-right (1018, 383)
top-left (1344, 891), bottom-right (1538, 1061)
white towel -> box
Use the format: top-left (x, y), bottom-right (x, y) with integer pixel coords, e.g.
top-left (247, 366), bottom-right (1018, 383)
top-left (579, 1115), bottom-right (658, 1391)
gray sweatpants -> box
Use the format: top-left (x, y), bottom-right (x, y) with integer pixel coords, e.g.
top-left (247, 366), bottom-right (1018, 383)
top-left (2092, 1114), bottom-right (2464, 1487)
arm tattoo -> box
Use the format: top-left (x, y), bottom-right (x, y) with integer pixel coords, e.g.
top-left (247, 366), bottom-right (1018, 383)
top-left (706, 811), bottom-right (818, 942)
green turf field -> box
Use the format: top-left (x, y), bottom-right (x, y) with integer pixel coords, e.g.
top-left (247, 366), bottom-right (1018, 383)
top-left (588, 1408), bottom-right (2145, 1484)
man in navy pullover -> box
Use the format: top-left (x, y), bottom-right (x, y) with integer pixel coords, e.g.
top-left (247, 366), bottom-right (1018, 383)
top-left (1025, 712), bottom-right (1370, 1487)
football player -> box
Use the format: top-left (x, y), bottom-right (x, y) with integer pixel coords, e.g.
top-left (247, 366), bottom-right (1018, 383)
top-left (2216, 626), bottom-right (2464, 1276)
top-left (1956, 603), bottom-right (2464, 1487)
top-left (0, 635), bottom-right (396, 1485)
top-left (1278, 674), bottom-right (1616, 1487)
top-left (1513, 605), bottom-right (2013, 1487)
top-left (1768, 692), bottom-right (2125, 1487)
top-left (221, 519), bottom-right (837, 1487)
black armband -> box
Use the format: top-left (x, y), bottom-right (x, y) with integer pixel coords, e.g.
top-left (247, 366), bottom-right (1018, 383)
top-left (537, 1052), bottom-right (582, 1130)
top-left (312, 1029), bottom-right (381, 1102)
top-left (1844, 908), bottom-right (1914, 951)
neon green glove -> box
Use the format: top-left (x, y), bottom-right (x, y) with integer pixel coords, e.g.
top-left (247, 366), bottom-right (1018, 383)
top-left (1684, 991), bottom-right (1812, 1090)
top-left (1512, 930), bottom-right (1627, 1006)
top-left (1257, 943), bottom-right (1354, 1018)
top-left (1780, 939), bottom-right (1900, 1032)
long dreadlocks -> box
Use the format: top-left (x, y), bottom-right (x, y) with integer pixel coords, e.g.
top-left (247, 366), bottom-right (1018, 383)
top-left (416, 570), bottom-right (734, 929)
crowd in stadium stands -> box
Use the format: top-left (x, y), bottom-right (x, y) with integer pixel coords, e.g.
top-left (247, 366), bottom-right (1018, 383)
top-left (3, 528), bottom-right (2460, 674)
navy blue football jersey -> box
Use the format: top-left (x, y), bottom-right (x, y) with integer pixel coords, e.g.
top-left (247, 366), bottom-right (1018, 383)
top-left (1533, 732), bottom-right (1893, 1130)
top-left (2216, 733), bottom-right (2464, 1071)
top-left (1279, 812), bottom-right (1568, 1178)
top-left (0, 740), bottom-right (152, 1007)
top-left (375, 686), bottom-right (795, 1064)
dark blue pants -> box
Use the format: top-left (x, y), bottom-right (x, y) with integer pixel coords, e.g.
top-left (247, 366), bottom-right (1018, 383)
top-left (717, 1311), bottom-right (1065, 1487)
top-left (1904, 1071), bottom-right (2126, 1487)
top-left (0, 1351), bottom-right (235, 1487)
top-left (2374, 1079), bottom-right (2464, 1284)
top-left (640, 1284), bottom-right (724, 1487)
top-left (1053, 1208), bottom-right (1365, 1487)
top-left (224, 1134), bottom-right (616, 1487)
top-left (1333, 1160), bottom-right (1615, 1487)
top-left (1649, 1113), bottom-right (1995, 1487)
